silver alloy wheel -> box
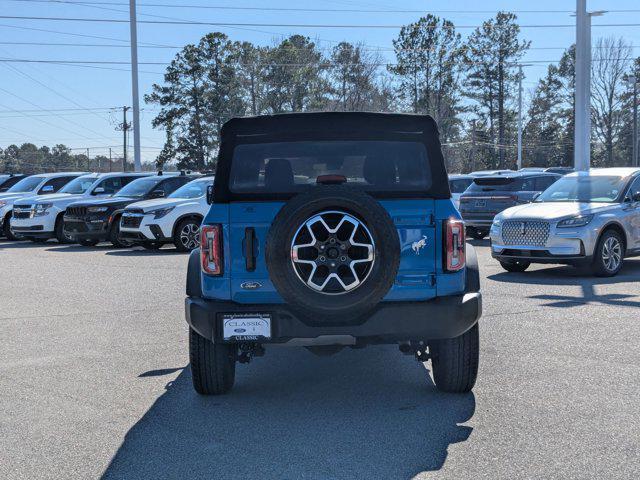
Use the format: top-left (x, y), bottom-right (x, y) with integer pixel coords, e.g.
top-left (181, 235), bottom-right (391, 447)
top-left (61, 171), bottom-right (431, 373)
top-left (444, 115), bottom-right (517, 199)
top-left (180, 223), bottom-right (200, 250)
top-left (290, 210), bottom-right (375, 294)
top-left (602, 236), bottom-right (622, 272)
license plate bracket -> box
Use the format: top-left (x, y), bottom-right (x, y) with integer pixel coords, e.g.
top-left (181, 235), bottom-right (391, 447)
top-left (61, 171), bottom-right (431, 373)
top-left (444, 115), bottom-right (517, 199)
top-left (222, 314), bottom-right (271, 341)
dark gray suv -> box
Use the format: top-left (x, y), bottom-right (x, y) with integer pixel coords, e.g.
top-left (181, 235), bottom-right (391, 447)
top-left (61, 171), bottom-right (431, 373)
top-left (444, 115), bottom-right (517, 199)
top-left (459, 172), bottom-right (560, 239)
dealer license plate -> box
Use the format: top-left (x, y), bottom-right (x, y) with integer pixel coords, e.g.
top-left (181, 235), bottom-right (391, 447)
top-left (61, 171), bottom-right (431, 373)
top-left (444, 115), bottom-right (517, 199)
top-left (222, 314), bottom-right (271, 341)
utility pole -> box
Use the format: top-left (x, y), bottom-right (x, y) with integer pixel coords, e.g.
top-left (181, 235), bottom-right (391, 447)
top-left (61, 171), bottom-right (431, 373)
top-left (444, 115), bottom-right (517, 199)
top-left (470, 119), bottom-right (477, 173)
top-left (109, 147), bottom-right (112, 172)
top-left (86, 148), bottom-right (90, 171)
top-left (574, 0), bottom-right (590, 171)
top-left (517, 66), bottom-right (523, 170)
top-left (120, 106), bottom-right (131, 172)
top-left (574, 1), bottom-right (606, 171)
top-left (129, 0), bottom-right (142, 172)
top-left (628, 76), bottom-right (639, 167)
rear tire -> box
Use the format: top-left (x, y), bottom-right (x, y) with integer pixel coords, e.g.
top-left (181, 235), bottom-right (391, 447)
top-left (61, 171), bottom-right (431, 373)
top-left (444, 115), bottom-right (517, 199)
top-left (499, 259), bottom-right (530, 272)
top-left (430, 323), bottom-right (479, 393)
top-left (55, 217), bottom-right (73, 244)
top-left (189, 327), bottom-right (236, 395)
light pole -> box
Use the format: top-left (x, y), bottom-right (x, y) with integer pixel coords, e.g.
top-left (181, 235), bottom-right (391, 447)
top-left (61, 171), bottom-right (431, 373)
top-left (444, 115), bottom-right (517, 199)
top-left (574, 1), bottom-right (606, 171)
top-left (628, 75), bottom-right (639, 167)
top-left (516, 64), bottom-right (532, 170)
top-left (129, 0), bottom-right (142, 172)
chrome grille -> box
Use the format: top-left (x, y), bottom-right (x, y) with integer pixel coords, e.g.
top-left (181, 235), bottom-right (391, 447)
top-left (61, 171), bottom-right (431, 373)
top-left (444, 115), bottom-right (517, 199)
top-left (12, 205), bottom-right (32, 219)
top-left (502, 220), bottom-right (550, 246)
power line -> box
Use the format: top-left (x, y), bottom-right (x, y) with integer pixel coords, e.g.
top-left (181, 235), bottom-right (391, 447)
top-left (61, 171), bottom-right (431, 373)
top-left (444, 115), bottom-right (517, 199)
top-left (0, 41), bottom-right (180, 48)
top-left (2, 15), bottom-right (640, 29)
top-left (6, 0), bottom-right (640, 15)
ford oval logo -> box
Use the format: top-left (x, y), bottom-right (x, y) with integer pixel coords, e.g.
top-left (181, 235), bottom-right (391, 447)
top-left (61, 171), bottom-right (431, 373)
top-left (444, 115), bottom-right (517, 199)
top-left (240, 281), bottom-right (262, 290)
top-left (234, 328), bottom-right (247, 333)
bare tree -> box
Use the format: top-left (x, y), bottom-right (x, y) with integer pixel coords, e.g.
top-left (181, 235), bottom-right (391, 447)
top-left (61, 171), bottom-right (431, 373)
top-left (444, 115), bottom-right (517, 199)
top-left (591, 37), bottom-right (632, 166)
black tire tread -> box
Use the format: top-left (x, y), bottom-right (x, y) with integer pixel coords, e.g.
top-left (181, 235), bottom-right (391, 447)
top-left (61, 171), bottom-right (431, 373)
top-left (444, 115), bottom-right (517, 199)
top-left (173, 217), bottom-right (200, 252)
top-left (499, 260), bottom-right (530, 273)
top-left (189, 327), bottom-right (235, 395)
top-left (430, 323), bottom-right (479, 393)
top-left (592, 229), bottom-right (624, 277)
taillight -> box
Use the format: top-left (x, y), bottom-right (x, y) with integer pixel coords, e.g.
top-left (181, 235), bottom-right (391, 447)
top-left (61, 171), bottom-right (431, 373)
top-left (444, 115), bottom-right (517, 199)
top-left (445, 219), bottom-right (465, 272)
top-left (201, 224), bottom-right (223, 275)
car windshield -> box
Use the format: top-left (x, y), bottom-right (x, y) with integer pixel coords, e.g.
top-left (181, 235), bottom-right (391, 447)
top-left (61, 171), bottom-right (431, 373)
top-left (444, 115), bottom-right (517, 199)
top-left (536, 175), bottom-right (626, 203)
top-left (115, 178), bottom-right (160, 198)
top-left (6, 176), bottom-right (42, 192)
top-left (169, 179), bottom-right (210, 199)
top-left (229, 140), bottom-right (432, 195)
top-left (60, 175), bottom-right (97, 194)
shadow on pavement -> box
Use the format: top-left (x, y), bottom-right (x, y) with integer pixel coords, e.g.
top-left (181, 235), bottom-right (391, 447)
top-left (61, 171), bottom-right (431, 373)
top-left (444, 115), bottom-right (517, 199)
top-left (102, 347), bottom-right (475, 479)
top-left (489, 258), bottom-right (640, 308)
top-left (105, 248), bottom-right (185, 257)
top-left (0, 239), bottom-right (50, 249)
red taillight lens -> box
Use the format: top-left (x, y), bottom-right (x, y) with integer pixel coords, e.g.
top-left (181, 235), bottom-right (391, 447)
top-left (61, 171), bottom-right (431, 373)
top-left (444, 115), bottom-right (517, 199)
top-left (445, 219), bottom-right (465, 272)
top-left (201, 224), bottom-right (223, 275)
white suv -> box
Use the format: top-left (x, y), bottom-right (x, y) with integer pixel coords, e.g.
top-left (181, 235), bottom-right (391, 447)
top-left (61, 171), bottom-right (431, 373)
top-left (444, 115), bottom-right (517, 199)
top-left (10, 172), bottom-right (150, 243)
top-left (119, 176), bottom-right (213, 251)
top-left (0, 172), bottom-right (86, 240)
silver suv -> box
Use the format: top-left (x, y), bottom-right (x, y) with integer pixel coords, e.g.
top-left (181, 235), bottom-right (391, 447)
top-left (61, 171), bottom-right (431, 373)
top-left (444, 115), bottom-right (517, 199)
top-left (490, 168), bottom-right (640, 277)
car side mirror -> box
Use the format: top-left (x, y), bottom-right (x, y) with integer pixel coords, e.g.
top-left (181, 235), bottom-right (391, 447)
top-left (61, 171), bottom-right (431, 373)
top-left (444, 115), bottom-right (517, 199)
top-left (41, 185), bottom-right (54, 193)
top-left (532, 192), bottom-right (541, 201)
top-left (150, 189), bottom-right (165, 199)
top-left (206, 185), bottom-right (214, 205)
top-left (92, 187), bottom-right (105, 195)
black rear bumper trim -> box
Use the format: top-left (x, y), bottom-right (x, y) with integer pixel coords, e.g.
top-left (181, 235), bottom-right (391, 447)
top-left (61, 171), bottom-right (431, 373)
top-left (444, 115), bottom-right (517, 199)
top-left (185, 293), bottom-right (482, 345)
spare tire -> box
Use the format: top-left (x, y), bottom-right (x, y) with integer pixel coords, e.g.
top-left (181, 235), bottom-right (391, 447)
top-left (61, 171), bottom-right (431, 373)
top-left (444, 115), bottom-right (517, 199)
top-left (265, 186), bottom-right (400, 322)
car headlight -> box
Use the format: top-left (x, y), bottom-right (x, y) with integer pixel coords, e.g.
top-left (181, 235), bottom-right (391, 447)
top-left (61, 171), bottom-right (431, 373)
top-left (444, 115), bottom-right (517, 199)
top-left (148, 206), bottom-right (175, 219)
top-left (0, 200), bottom-right (6, 208)
top-left (34, 203), bottom-right (53, 216)
top-left (87, 206), bottom-right (109, 213)
top-left (557, 214), bottom-right (594, 228)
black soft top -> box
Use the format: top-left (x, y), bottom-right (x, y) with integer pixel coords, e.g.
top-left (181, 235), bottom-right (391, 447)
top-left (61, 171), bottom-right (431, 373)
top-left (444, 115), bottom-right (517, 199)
top-left (214, 112), bottom-right (450, 202)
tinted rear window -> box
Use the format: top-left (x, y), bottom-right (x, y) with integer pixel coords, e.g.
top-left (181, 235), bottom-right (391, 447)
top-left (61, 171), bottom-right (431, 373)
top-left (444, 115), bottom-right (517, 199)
top-left (467, 177), bottom-right (533, 192)
top-left (229, 141), bottom-right (432, 194)
top-left (449, 178), bottom-right (473, 193)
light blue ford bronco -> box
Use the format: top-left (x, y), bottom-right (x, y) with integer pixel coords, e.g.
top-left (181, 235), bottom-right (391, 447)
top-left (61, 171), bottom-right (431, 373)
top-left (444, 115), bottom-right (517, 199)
top-left (185, 112), bottom-right (482, 395)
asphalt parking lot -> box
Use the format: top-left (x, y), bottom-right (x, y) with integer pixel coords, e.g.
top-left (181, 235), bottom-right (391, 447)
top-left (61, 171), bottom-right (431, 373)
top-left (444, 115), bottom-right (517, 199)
top-left (1, 239), bottom-right (639, 480)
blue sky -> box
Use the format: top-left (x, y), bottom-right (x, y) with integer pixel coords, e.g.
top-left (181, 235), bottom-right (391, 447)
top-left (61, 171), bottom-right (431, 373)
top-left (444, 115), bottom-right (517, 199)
top-left (1, 0), bottom-right (639, 162)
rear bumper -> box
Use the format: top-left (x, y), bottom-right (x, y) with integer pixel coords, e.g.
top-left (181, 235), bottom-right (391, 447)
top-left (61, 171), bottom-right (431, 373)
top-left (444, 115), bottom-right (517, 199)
top-left (185, 292), bottom-right (482, 346)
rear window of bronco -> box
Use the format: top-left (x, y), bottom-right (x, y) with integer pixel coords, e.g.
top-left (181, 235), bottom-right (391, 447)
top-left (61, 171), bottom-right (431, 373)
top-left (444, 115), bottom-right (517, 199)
top-left (228, 140), bottom-right (432, 194)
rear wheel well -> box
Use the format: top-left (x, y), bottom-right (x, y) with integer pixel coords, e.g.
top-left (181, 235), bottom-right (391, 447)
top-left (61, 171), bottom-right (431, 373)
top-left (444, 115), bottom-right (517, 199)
top-left (598, 223), bottom-right (627, 255)
top-left (172, 214), bottom-right (203, 238)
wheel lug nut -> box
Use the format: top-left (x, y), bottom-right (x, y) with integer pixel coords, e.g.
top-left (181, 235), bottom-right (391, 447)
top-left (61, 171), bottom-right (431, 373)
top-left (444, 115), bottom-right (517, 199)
top-left (319, 256), bottom-right (326, 262)
top-left (329, 238), bottom-right (336, 244)
top-left (340, 244), bottom-right (346, 250)
top-left (340, 256), bottom-right (347, 262)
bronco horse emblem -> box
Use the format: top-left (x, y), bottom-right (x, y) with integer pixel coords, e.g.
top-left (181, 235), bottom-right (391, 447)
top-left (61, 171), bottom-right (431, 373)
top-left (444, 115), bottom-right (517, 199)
top-left (411, 235), bottom-right (428, 255)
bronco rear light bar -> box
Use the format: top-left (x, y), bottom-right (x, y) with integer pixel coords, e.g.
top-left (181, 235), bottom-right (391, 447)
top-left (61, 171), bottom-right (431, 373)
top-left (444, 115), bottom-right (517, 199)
top-left (201, 224), bottom-right (223, 275)
top-left (444, 219), bottom-right (465, 272)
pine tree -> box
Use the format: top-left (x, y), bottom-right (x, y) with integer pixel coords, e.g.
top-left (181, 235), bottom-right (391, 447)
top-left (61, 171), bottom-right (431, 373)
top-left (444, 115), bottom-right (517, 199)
top-left (389, 15), bottom-right (466, 141)
top-left (464, 12), bottom-right (530, 168)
